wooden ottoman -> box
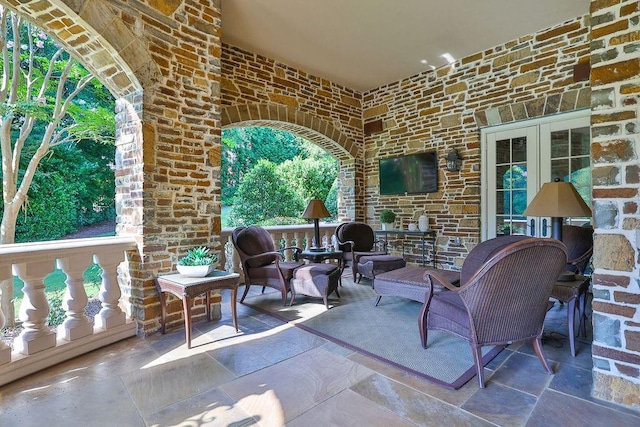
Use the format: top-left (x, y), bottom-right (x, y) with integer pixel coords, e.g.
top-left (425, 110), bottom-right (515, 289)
top-left (290, 263), bottom-right (341, 309)
top-left (373, 266), bottom-right (461, 306)
top-left (357, 254), bottom-right (407, 282)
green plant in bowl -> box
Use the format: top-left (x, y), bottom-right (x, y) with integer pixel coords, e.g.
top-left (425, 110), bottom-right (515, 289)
top-left (177, 247), bottom-right (219, 277)
top-left (380, 209), bottom-right (396, 224)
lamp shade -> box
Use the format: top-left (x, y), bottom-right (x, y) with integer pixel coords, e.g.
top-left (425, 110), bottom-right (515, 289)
top-left (523, 181), bottom-right (592, 218)
top-left (302, 199), bottom-right (330, 219)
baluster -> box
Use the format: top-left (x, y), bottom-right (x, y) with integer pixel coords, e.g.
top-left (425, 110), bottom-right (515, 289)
top-left (224, 238), bottom-right (236, 272)
top-left (281, 232), bottom-right (291, 261)
top-left (56, 255), bottom-right (94, 340)
top-left (13, 261), bottom-right (57, 355)
top-left (93, 252), bottom-right (126, 330)
top-left (0, 264), bottom-right (11, 363)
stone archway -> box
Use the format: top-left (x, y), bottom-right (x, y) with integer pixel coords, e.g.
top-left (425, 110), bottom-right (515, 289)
top-left (222, 104), bottom-right (359, 221)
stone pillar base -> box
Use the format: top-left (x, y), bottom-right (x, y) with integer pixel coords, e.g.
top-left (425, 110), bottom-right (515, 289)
top-left (0, 346), bottom-right (10, 365)
top-left (95, 311), bottom-right (126, 330)
top-left (57, 322), bottom-right (94, 341)
top-left (14, 330), bottom-right (56, 355)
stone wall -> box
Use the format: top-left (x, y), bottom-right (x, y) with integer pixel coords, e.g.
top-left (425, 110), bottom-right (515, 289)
top-left (362, 16), bottom-right (591, 268)
top-left (220, 45), bottom-right (365, 221)
top-left (589, 0), bottom-right (640, 408)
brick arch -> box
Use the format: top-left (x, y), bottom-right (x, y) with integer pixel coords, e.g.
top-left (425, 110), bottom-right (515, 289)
top-left (2, 0), bottom-right (160, 97)
top-left (222, 103), bottom-right (358, 221)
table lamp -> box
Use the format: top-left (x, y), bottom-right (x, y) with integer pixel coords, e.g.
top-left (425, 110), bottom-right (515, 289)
top-left (302, 198), bottom-right (330, 252)
top-left (523, 179), bottom-right (592, 242)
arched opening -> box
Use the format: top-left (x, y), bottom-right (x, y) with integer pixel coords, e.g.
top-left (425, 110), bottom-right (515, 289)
top-left (221, 104), bottom-right (359, 222)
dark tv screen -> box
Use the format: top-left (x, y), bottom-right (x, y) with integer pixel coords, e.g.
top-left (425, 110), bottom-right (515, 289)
top-left (379, 152), bottom-right (438, 195)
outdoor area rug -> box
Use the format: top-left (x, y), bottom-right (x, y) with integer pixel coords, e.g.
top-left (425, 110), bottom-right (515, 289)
top-left (243, 278), bottom-right (503, 389)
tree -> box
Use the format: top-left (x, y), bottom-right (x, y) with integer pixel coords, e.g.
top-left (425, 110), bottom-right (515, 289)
top-left (0, 8), bottom-right (114, 323)
top-left (221, 127), bottom-right (303, 205)
top-left (229, 159), bottom-right (305, 226)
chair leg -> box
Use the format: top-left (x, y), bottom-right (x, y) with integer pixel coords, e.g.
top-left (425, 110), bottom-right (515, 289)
top-left (375, 295), bottom-right (382, 306)
top-left (471, 345), bottom-right (485, 388)
top-left (419, 304), bottom-right (429, 349)
top-left (533, 336), bottom-right (554, 374)
top-left (240, 283), bottom-right (252, 303)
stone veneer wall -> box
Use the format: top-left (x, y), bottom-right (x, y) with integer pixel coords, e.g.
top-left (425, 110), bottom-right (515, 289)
top-left (589, 0), bottom-right (640, 409)
top-left (362, 16), bottom-right (591, 268)
top-left (220, 45), bottom-right (365, 221)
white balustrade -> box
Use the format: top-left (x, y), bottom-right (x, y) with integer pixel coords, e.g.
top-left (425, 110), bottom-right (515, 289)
top-left (0, 236), bottom-right (137, 386)
top-left (13, 261), bottom-right (58, 355)
top-left (57, 254), bottom-right (94, 341)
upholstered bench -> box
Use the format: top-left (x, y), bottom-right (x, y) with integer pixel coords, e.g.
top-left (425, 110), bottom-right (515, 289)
top-left (290, 263), bottom-right (341, 309)
top-left (357, 254), bottom-right (406, 282)
top-left (373, 266), bottom-right (461, 306)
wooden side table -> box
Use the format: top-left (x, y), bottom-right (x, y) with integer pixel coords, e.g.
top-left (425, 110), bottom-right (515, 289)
top-left (550, 274), bottom-right (591, 357)
top-left (156, 270), bottom-right (240, 349)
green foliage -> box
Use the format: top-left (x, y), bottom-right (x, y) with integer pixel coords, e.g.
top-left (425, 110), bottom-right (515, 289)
top-left (325, 179), bottom-right (338, 219)
top-left (46, 291), bottom-right (66, 326)
top-left (0, 10), bottom-right (116, 242)
top-left (279, 154), bottom-right (337, 203)
top-left (229, 159), bottom-right (305, 226)
top-left (178, 247), bottom-right (218, 266)
top-left (221, 127), bottom-right (304, 205)
top-left (380, 209), bottom-right (396, 223)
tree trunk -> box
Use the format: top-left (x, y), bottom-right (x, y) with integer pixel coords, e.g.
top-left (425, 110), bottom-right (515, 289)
top-left (0, 204), bottom-right (18, 326)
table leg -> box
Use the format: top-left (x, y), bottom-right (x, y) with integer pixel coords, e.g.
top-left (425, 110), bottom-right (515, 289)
top-left (231, 287), bottom-right (238, 332)
top-left (567, 296), bottom-right (576, 357)
top-left (206, 291), bottom-right (211, 321)
top-left (159, 291), bottom-right (167, 334)
top-left (183, 296), bottom-right (192, 349)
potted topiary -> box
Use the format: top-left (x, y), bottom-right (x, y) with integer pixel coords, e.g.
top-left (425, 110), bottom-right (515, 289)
top-left (177, 246), bottom-right (219, 277)
top-left (380, 209), bottom-right (396, 230)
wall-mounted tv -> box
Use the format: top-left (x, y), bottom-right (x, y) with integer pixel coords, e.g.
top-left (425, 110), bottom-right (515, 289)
top-left (379, 151), bottom-right (438, 195)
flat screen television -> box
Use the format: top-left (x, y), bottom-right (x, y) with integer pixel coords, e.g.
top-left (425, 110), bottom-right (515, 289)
top-left (379, 151), bottom-right (438, 195)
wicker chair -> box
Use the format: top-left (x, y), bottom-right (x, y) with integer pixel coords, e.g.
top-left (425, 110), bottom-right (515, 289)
top-left (232, 226), bottom-right (302, 305)
top-left (419, 237), bottom-right (568, 388)
top-left (335, 221), bottom-right (387, 281)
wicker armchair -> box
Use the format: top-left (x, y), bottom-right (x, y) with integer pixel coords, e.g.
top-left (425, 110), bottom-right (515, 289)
top-left (335, 222), bottom-right (387, 281)
top-left (232, 226), bottom-right (302, 305)
top-left (419, 237), bottom-right (568, 388)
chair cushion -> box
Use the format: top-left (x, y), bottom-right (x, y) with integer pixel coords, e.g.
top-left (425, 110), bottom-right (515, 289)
top-left (428, 291), bottom-right (471, 338)
top-left (247, 261), bottom-right (300, 280)
top-left (235, 226), bottom-right (278, 267)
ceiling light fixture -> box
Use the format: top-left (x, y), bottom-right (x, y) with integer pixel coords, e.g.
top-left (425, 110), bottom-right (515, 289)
top-left (441, 53), bottom-right (456, 64)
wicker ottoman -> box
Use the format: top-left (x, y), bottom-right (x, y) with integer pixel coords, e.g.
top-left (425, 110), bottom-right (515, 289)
top-left (373, 266), bottom-right (461, 306)
top-left (357, 254), bottom-right (407, 282)
top-left (290, 263), bottom-right (341, 309)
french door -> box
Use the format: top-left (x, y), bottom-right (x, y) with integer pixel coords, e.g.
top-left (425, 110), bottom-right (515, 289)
top-left (481, 111), bottom-right (591, 240)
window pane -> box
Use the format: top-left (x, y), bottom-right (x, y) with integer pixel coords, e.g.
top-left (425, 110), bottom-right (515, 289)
top-left (551, 159), bottom-right (569, 182)
top-left (551, 130), bottom-right (569, 158)
top-left (512, 190), bottom-right (527, 215)
top-left (512, 137), bottom-right (527, 162)
top-left (496, 139), bottom-right (511, 164)
top-left (511, 164), bottom-right (527, 189)
top-left (496, 191), bottom-right (505, 215)
top-left (571, 127), bottom-right (590, 156)
top-left (496, 165), bottom-right (510, 190)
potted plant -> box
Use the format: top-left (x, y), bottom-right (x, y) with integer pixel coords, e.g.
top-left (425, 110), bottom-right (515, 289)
top-left (380, 209), bottom-right (396, 230)
top-left (177, 246), bottom-right (219, 277)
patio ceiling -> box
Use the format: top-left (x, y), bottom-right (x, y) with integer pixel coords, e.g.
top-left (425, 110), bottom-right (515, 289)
top-left (221, 0), bottom-right (590, 92)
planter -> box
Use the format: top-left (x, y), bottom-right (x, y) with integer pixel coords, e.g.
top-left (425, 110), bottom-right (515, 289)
top-left (381, 223), bottom-right (394, 231)
top-left (176, 264), bottom-right (217, 278)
